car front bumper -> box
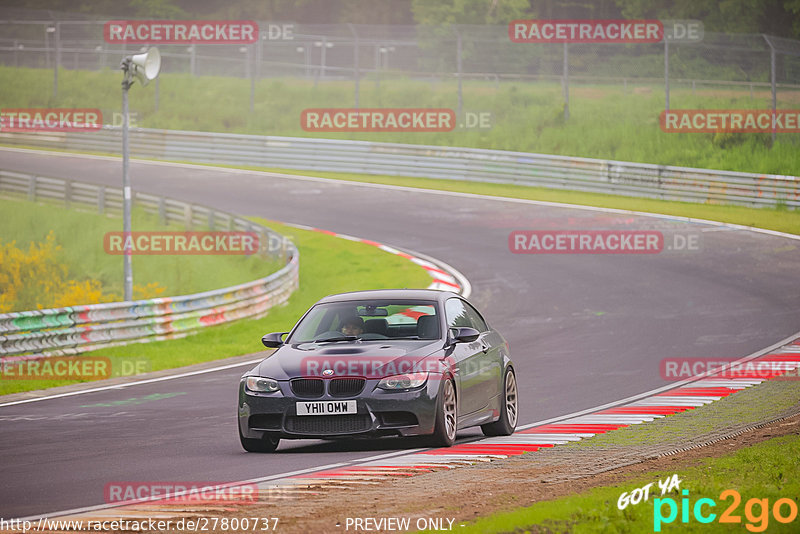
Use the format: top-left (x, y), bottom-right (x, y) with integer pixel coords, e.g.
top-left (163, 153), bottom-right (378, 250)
top-left (238, 376), bottom-right (442, 440)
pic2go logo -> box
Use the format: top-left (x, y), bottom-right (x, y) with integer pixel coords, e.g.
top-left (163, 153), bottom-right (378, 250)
top-left (654, 489), bottom-right (799, 532)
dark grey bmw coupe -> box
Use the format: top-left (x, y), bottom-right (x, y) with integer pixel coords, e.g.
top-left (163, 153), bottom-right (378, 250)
top-left (238, 289), bottom-right (517, 452)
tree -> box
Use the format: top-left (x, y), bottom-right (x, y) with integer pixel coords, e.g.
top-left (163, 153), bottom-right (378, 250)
top-left (412, 0), bottom-right (531, 26)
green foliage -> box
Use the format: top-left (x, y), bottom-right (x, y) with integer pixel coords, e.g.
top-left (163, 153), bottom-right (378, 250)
top-left (457, 433), bottom-right (800, 533)
top-left (411, 0), bottom-right (530, 26)
top-left (2, 66), bottom-right (798, 176)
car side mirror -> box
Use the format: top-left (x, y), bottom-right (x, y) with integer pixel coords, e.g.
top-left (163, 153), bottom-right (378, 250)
top-left (450, 327), bottom-right (480, 343)
top-left (262, 332), bottom-right (288, 348)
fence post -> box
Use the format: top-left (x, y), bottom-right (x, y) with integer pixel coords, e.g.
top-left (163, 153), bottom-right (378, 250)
top-left (348, 23), bottom-right (360, 109)
top-left (249, 40), bottom-right (256, 114)
top-left (374, 44), bottom-right (380, 92)
top-left (664, 38), bottom-right (669, 112)
top-left (64, 180), bottom-right (71, 208)
top-left (53, 22), bottom-right (61, 100)
top-left (763, 35), bottom-right (777, 145)
top-left (28, 176), bottom-right (37, 202)
top-left (562, 43), bottom-right (569, 120)
top-left (208, 209), bottom-right (215, 231)
top-left (456, 29), bottom-right (463, 118)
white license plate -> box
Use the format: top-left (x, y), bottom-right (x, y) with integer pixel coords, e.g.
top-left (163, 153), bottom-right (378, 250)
top-left (296, 400), bottom-right (357, 416)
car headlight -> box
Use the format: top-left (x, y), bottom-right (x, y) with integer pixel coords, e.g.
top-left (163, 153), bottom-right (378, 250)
top-left (245, 376), bottom-right (280, 393)
top-left (377, 372), bottom-right (428, 390)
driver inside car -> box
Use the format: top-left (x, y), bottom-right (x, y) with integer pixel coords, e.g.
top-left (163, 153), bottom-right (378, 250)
top-left (340, 316), bottom-right (365, 337)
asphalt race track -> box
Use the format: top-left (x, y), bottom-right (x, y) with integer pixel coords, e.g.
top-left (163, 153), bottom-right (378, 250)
top-left (1, 149), bottom-right (799, 518)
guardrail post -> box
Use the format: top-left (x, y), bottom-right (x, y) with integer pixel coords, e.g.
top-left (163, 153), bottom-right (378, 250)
top-left (158, 197), bottom-right (167, 226)
top-left (28, 176), bottom-right (37, 202)
top-left (208, 209), bottom-right (215, 231)
top-left (64, 180), bottom-right (71, 208)
top-left (185, 204), bottom-right (193, 229)
top-left (98, 186), bottom-right (105, 214)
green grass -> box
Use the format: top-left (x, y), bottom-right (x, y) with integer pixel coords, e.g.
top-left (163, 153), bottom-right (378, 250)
top-left (0, 219), bottom-right (432, 395)
top-left (1, 65), bottom-right (799, 175)
top-left (454, 433), bottom-right (800, 533)
top-left (0, 196), bottom-right (281, 305)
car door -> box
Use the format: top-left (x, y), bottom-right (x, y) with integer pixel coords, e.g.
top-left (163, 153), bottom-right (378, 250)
top-left (445, 298), bottom-right (495, 416)
top-left (461, 301), bottom-right (502, 403)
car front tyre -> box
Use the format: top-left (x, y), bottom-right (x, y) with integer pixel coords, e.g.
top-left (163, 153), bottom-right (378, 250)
top-left (481, 367), bottom-right (518, 436)
top-left (428, 377), bottom-right (458, 447)
top-left (239, 425), bottom-right (280, 453)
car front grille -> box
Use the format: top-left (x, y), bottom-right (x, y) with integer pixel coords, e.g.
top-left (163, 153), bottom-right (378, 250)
top-left (328, 377), bottom-right (366, 397)
top-left (285, 414), bottom-right (372, 434)
top-left (290, 378), bottom-right (324, 398)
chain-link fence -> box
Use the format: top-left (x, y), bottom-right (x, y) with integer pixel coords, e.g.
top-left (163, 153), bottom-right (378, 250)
top-left (2, 19), bottom-right (799, 84)
top-left (2, 10), bottom-right (800, 141)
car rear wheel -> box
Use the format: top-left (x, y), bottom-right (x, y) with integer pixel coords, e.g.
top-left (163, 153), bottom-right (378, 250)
top-left (428, 377), bottom-right (457, 447)
top-left (481, 367), bottom-right (518, 436)
top-left (239, 426), bottom-right (280, 453)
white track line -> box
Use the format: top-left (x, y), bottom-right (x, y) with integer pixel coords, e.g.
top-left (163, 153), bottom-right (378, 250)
top-left (0, 358), bottom-right (263, 408)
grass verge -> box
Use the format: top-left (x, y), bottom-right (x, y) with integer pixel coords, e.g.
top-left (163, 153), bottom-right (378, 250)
top-left (454, 432), bottom-right (800, 533)
top-left (0, 219), bottom-right (432, 395)
top-left (1, 66), bottom-right (798, 175)
top-left (0, 196), bottom-right (282, 303)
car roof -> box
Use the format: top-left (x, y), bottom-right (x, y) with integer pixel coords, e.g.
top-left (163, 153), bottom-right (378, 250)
top-left (317, 289), bottom-right (460, 304)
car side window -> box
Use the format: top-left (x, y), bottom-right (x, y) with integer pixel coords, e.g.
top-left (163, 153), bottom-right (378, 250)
top-left (445, 298), bottom-right (469, 329)
top-left (463, 301), bottom-right (488, 332)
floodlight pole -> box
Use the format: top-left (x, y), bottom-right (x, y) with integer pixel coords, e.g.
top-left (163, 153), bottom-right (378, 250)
top-left (121, 58), bottom-right (134, 302)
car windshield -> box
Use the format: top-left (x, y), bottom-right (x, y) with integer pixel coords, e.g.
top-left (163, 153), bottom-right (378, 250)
top-left (288, 299), bottom-right (441, 343)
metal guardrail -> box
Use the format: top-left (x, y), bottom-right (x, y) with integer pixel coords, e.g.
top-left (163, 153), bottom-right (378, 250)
top-left (1, 127), bottom-right (798, 207)
top-left (0, 169), bottom-right (299, 357)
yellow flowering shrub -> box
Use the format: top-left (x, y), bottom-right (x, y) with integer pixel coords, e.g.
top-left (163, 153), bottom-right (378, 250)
top-left (0, 232), bottom-right (167, 312)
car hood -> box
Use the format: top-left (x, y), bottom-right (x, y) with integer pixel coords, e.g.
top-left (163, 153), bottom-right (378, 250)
top-left (253, 340), bottom-right (443, 380)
